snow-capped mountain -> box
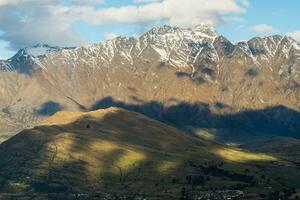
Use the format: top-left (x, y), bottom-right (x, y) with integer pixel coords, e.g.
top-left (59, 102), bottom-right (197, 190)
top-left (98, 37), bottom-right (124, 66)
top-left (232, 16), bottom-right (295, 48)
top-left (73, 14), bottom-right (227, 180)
top-left (22, 24), bottom-right (300, 77)
top-left (16, 44), bottom-right (62, 57)
top-left (2, 24), bottom-right (300, 75)
top-left (0, 44), bottom-right (73, 73)
top-left (1, 24), bottom-right (300, 140)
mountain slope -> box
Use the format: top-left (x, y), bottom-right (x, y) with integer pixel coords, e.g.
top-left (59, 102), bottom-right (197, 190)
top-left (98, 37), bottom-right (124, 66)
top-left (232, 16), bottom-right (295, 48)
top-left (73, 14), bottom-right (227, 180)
top-left (0, 24), bottom-right (300, 141)
top-left (0, 108), bottom-right (299, 199)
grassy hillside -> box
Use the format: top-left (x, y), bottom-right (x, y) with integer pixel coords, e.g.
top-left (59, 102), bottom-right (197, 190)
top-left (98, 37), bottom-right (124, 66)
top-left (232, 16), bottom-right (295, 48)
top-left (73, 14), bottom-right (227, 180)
top-left (190, 127), bottom-right (300, 164)
top-left (0, 108), bottom-right (299, 199)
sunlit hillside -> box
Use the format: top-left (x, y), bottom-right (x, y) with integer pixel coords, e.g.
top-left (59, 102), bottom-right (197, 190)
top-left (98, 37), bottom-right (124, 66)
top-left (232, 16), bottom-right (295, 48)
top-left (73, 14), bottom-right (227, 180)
top-left (0, 108), bottom-right (298, 199)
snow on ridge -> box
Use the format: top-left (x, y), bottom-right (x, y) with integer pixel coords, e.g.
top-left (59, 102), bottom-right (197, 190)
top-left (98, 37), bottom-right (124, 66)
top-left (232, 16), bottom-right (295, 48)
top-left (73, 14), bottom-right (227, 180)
top-left (3, 24), bottom-right (297, 72)
top-left (43, 24), bottom-right (221, 69)
top-left (137, 24), bottom-right (219, 67)
top-left (18, 44), bottom-right (76, 59)
top-left (144, 24), bottom-right (218, 39)
top-left (192, 24), bottom-right (218, 38)
top-left (5, 24), bottom-right (219, 69)
top-left (236, 41), bottom-right (259, 65)
top-left (238, 35), bottom-right (295, 63)
top-left (13, 44), bottom-right (64, 58)
top-left (0, 60), bottom-right (14, 71)
top-left (293, 42), bottom-right (300, 51)
top-left (25, 46), bottom-right (58, 57)
top-left (285, 36), bottom-right (300, 51)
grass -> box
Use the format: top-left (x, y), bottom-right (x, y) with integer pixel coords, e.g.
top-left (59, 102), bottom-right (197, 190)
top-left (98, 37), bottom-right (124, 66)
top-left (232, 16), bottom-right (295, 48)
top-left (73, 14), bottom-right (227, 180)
top-left (0, 107), bottom-right (299, 199)
top-left (213, 148), bottom-right (278, 162)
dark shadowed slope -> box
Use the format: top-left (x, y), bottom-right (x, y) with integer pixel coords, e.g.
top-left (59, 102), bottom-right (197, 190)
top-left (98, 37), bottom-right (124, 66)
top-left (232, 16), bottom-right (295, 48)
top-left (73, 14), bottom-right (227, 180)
top-left (90, 97), bottom-right (300, 139)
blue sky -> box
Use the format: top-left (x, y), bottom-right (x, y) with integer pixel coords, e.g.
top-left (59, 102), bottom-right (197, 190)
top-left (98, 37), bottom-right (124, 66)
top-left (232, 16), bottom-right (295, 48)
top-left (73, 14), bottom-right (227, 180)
top-left (218, 0), bottom-right (300, 41)
top-left (0, 0), bottom-right (299, 59)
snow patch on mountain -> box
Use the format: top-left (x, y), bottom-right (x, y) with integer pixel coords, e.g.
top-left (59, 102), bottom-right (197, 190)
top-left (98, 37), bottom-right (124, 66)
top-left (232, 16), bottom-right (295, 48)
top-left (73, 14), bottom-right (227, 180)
top-left (0, 60), bottom-right (14, 71)
top-left (138, 24), bottom-right (219, 67)
top-left (16, 44), bottom-right (66, 58)
top-left (2, 24), bottom-right (300, 74)
top-left (25, 45), bottom-right (60, 57)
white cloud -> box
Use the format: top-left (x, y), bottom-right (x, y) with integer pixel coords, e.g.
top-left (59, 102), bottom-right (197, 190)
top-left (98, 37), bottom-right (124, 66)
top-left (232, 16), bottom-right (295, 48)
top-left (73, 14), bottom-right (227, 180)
top-left (72, 0), bottom-right (249, 28)
top-left (0, 0), bottom-right (58, 7)
top-left (71, 0), bottom-right (105, 6)
top-left (251, 24), bottom-right (275, 33)
top-left (287, 30), bottom-right (300, 42)
top-left (0, 0), bottom-right (249, 51)
top-left (133, 0), bottom-right (162, 3)
top-left (104, 32), bottom-right (118, 40)
top-left (0, 2), bottom-right (84, 50)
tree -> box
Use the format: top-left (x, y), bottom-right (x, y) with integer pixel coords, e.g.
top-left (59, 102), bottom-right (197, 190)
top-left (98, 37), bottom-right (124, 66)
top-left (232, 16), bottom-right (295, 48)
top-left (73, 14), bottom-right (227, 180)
top-left (180, 187), bottom-right (188, 200)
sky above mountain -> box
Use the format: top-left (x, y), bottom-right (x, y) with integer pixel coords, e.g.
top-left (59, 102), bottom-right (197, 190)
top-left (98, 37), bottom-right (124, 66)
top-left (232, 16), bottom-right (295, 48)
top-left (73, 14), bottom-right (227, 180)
top-left (0, 0), bottom-right (299, 59)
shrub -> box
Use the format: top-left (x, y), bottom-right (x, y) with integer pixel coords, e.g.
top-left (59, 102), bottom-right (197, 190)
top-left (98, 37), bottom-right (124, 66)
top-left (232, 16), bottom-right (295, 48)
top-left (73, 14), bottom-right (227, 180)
top-left (245, 68), bottom-right (258, 77)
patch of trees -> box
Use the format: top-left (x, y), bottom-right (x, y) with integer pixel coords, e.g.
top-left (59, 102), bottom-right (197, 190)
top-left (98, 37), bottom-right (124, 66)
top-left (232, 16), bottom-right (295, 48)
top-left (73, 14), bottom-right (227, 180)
top-left (186, 161), bottom-right (256, 185)
top-left (267, 188), bottom-right (297, 200)
top-left (229, 183), bottom-right (249, 190)
top-left (32, 181), bottom-right (68, 193)
top-left (186, 175), bottom-right (205, 186)
top-left (201, 165), bottom-right (255, 184)
top-left (180, 187), bottom-right (192, 200)
top-left (0, 178), bottom-right (8, 191)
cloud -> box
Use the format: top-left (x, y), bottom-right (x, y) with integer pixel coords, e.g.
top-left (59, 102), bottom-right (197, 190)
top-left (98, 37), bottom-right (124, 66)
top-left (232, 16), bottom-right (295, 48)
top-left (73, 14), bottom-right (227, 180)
top-left (104, 32), bottom-right (118, 40)
top-left (74, 0), bottom-right (249, 27)
top-left (0, 2), bottom-right (84, 50)
top-left (251, 24), bottom-right (275, 33)
top-left (287, 30), bottom-right (300, 42)
top-left (71, 0), bottom-right (105, 6)
top-left (0, 0), bottom-right (249, 51)
top-left (0, 0), bottom-right (58, 7)
top-left (133, 0), bottom-right (162, 3)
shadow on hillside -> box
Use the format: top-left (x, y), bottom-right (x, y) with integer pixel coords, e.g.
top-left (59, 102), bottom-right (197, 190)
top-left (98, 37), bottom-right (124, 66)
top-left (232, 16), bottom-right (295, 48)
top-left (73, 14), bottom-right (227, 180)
top-left (90, 96), bottom-right (300, 139)
top-left (6, 55), bottom-right (36, 75)
top-left (35, 101), bottom-right (64, 117)
top-left (0, 108), bottom-right (291, 198)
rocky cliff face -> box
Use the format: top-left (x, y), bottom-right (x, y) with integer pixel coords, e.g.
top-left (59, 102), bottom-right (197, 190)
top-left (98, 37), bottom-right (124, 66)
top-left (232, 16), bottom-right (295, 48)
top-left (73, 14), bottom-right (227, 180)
top-left (1, 24), bottom-right (300, 140)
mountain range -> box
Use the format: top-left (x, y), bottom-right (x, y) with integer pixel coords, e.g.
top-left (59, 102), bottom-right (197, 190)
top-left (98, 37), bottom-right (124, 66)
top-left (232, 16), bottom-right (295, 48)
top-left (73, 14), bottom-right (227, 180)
top-left (1, 24), bottom-right (300, 198)
top-left (1, 24), bottom-right (300, 141)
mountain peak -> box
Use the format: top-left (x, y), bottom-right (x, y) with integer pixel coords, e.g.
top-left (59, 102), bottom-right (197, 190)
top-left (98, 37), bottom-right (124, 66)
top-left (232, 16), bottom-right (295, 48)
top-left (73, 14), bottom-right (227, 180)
top-left (23, 44), bottom-right (62, 57)
top-left (10, 44), bottom-right (77, 61)
top-left (192, 24), bottom-right (218, 37)
top-left (145, 24), bottom-right (218, 38)
top-left (146, 25), bottom-right (178, 35)
top-left (9, 44), bottom-right (62, 60)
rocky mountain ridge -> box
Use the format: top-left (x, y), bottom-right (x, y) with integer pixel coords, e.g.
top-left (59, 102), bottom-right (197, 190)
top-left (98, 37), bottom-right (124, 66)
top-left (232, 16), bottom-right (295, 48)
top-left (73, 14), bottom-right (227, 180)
top-left (0, 24), bottom-right (300, 141)
top-left (2, 24), bottom-right (299, 72)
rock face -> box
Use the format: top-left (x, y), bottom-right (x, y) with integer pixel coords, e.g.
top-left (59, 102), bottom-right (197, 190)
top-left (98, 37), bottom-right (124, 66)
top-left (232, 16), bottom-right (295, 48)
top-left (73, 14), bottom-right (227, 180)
top-left (1, 24), bottom-right (300, 139)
